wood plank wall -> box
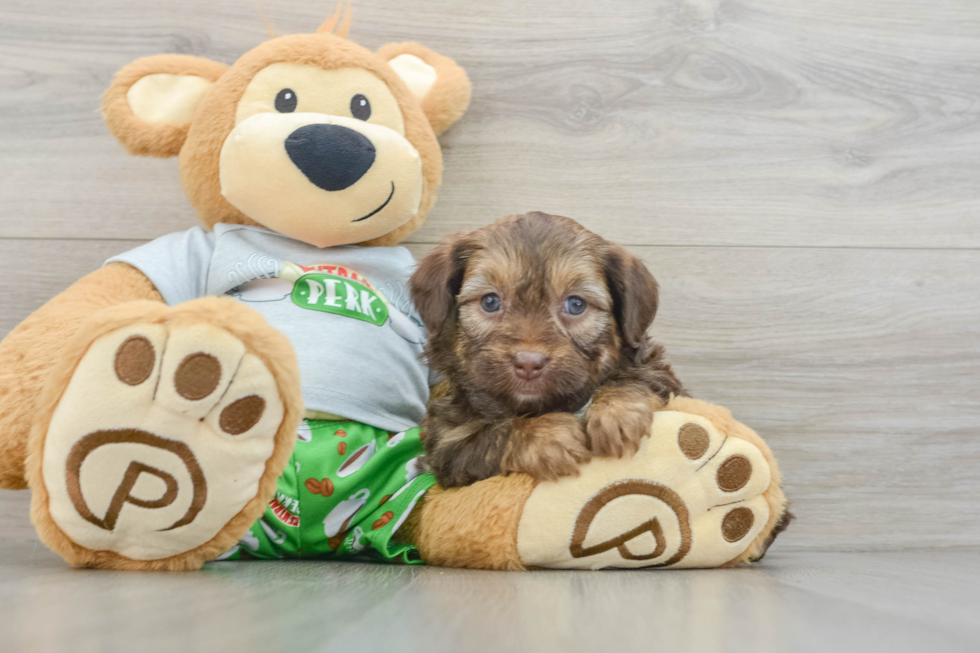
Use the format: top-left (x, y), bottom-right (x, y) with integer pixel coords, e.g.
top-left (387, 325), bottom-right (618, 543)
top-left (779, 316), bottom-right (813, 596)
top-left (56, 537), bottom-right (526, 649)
top-left (1, 0), bottom-right (978, 550)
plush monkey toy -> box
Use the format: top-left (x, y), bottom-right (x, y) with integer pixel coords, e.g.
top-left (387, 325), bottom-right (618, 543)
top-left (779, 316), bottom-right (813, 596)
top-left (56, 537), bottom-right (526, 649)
top-left (0, 9), bottom-right (788, 570)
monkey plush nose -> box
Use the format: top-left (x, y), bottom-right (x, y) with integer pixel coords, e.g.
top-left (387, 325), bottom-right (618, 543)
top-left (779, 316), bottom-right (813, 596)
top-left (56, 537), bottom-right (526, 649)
top-left (285, 123), bottom-right (376, 191)
top-left (513, 351), bottom-right (548, 380)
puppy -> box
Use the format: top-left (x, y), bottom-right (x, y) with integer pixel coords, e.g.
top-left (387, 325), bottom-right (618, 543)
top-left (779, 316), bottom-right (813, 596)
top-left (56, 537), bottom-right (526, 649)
top-left (410, 211), bottom-right (684, 488)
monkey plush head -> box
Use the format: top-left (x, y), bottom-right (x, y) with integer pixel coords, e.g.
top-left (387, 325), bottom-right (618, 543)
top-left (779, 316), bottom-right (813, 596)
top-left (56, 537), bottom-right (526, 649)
top-left (101, 10), bottom-right (470, 248)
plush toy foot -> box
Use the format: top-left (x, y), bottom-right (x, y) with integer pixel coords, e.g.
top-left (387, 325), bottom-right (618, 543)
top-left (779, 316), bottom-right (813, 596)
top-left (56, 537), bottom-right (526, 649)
top-left (413, 397), bottom-right (787, 570)
top-left (517, 407), bottom-right (779, 569)
top-left (26, 298), bottom-right (301, 570)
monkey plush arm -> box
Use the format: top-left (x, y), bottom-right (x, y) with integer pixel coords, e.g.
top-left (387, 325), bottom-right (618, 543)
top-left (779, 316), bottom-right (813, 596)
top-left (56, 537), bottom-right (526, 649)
top-left (0, 263), bottom-right (162, 488)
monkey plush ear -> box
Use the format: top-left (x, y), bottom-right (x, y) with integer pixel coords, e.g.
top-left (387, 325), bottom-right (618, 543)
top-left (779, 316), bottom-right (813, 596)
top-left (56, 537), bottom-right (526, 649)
top-left (409, 234), bottom-right (477, 332)
top-left (101, 54), bottom-right (228, 158)
top-left (378, 42), bottom-right (471, 135)
top-left (604, 246), bottom-right (660, 349)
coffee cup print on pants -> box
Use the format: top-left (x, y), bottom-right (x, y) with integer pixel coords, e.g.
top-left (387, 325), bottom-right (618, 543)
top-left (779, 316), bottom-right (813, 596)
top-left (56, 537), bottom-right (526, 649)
top-left (258, 519), bottom-right (287, 545)
top-left (296, 421), bottom-right (313, 443)
top-left (337, 441), bottom-right (377, 478)
top-left (389, 488), bottom-right (427, 535)
top-left (323, 488), bottom-right (371, 539)
top-left (387, 431), bottom-right (406, 447)
top-left (351, 525), bottom-right (366, 552)
top-left (405, 456), bottom-right (421, 482)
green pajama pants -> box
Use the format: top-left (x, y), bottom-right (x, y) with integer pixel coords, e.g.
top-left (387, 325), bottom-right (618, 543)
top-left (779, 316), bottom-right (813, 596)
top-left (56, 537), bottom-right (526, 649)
top-left (214, 419), bottom-right (436, 564)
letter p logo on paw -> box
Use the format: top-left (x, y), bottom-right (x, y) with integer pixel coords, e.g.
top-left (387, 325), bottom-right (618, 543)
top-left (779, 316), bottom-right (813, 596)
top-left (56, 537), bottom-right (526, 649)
top-left (65, 429), bottom-right (207, 533)
top-left (517, 411), bottom-right (772, 570)
top-left (38, 320), bottom-right (287, 562)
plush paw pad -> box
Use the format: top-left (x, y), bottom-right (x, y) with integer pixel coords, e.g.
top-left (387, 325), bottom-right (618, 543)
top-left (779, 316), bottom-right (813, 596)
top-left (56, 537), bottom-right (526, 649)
top-left (516, 411), bottom-right (771, 569)
top-left (40, 322), bottom-right (284, 561)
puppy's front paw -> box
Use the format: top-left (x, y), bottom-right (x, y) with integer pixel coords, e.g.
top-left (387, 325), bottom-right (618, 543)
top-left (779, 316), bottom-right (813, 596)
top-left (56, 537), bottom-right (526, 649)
top-left (586, 388), bottom-right (655, 459)
top-left (501, 413), bottom-right (591, 482)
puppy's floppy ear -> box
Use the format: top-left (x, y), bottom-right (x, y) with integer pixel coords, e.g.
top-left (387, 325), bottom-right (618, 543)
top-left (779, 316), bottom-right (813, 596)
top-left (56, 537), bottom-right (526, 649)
top-left (101, 54), bottom-right (228, 158)
top-left (378, 42), bottom-right (471, 135)
top-left (603, 245), bottom-right (660, 349)
top-left (410, 234), bottom-right (477, 332)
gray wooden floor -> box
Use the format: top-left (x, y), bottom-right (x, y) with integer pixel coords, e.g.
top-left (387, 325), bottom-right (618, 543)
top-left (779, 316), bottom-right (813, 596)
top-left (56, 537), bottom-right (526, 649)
top-left (2, 529), bottom-right (979, 653)
top-left (1, 0), bottom-right (979, 650)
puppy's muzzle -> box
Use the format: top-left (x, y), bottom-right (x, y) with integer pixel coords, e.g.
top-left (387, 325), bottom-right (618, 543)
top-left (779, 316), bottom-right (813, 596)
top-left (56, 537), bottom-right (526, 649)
top-left (285, 123), bottom-right (376, 192)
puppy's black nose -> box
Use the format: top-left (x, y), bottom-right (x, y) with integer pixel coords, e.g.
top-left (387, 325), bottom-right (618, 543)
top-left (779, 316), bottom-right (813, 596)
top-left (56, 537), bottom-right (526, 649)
top-left (285, 123), bottom-right (376, 192)
top-left (513, 351), bottom-right (547, 380)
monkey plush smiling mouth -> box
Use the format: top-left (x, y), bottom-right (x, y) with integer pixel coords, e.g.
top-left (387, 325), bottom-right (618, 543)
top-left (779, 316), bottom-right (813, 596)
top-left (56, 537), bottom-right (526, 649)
top-left (410, 211), bottom-right (685, 488)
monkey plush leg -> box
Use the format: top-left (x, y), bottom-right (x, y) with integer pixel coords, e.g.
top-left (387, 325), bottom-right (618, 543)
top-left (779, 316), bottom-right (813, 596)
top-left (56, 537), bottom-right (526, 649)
top-left (409, 397), bottom-right (788, 570)
top-left (24, 297), bottom-right (302, 571)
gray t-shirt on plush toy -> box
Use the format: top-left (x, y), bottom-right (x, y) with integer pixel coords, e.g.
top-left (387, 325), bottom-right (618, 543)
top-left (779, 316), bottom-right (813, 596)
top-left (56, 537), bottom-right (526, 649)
top-left (108, 223), bottom-right (428, 432)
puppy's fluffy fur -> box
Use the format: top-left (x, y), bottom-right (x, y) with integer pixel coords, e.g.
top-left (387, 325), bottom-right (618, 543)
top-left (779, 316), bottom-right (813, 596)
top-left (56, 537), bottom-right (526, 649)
top-left (411, 212), bottom-right (684, 488)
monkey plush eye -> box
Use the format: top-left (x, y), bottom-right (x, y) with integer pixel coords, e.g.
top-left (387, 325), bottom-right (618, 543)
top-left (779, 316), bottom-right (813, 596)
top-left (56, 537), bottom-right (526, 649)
top-left (481, 294), bottom-right (501, 313)
top-left (275, 88), bottom-right (297, 113)
top-left (350, 94), bottom-right (372, 120)
top-left (564, 296), bottom-right (587, 316)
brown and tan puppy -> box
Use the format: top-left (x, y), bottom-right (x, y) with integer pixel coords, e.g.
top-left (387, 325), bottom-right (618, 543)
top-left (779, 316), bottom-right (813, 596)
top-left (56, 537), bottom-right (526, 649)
top-left (410, 211), bottom-right (684, 487)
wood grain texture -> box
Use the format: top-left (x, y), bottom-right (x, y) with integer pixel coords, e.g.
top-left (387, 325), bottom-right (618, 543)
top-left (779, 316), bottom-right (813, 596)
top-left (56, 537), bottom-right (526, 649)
top-left (0, 0), bottom-right (978, 555)
top-left (0, 539), bottom-right (977, 652)
top-left (1, 241), bottom-right (977, 550)
top-left (1, 0), bottom-right (980, 245)
top-left (0, 240), bottom-right (146, 336)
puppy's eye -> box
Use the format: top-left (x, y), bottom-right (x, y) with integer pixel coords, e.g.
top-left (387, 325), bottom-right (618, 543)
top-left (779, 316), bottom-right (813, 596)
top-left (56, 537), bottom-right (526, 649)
top-left (351, 94), bottom-right (372, 120)
top-left (564, 296), bottom-right (587, 316)
top-left (480, 294), bottom-right (501, 313)
top-left (275, 88), bottom-right (297, 113)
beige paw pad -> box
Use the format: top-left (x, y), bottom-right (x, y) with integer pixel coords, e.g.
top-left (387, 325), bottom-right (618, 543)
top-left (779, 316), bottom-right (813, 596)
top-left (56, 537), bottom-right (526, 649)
top-left (155, 323), bottom-right (247, 418)
top-left (40, 322), bottom-right (284, 561)
top-left (517, 411), bottom-right (771, 570)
